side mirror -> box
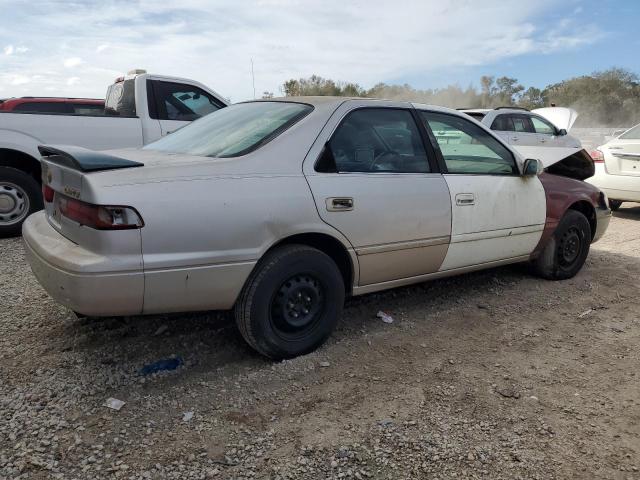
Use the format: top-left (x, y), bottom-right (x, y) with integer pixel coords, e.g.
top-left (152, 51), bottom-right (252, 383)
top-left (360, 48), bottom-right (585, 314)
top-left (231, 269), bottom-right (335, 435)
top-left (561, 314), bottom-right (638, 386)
top-left (523, 158), bottom-right (543, 176)
top-left (557, 129), bottom-right (567, 136)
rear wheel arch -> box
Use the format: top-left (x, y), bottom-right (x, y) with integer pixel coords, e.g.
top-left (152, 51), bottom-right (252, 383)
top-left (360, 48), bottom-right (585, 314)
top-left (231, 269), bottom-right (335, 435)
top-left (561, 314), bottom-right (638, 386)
top-left (262, 233), bottom-right (355, 294)
top-left (567, 200), bottom-right (596, 240)
top-left (0, 148), bottom-right (41, 183)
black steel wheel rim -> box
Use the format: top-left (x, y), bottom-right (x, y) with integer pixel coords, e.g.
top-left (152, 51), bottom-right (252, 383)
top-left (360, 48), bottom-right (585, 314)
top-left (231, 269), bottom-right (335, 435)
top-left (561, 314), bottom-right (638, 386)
top-left (270, 274), bottom-right (325, 339)
top-left (559, 226), bottom-right (581, 266)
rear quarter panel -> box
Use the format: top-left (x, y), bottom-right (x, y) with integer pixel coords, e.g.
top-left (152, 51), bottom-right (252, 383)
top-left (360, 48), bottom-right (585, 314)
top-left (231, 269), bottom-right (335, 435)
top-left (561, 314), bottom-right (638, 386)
top-left (116, 174), bottom-right (354, 313)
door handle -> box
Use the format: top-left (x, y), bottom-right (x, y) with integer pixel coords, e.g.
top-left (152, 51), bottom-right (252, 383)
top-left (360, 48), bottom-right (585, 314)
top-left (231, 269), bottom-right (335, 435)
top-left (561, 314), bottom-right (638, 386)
top-left (326, 197), bottom-right (354, 211)
top-left (455, 193), bottom-right (475, 206)
top-left (539, 138), bottom-right (546, 143)
top-left (511, 136), bottom-right (519, 142)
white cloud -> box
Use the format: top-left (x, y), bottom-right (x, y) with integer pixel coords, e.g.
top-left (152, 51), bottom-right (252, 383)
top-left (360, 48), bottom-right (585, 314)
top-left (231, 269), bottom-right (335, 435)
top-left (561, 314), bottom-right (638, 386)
top-left (9, 75), bottom-right (30, 86)
top-left (15, 46), bottom-right (29, 54)
top-left (0, 0), bottom-right (604, 100)
top-left (66, 76), bottom-right (80, 86)
top-left (4, 45), bottom-right (14, 55)
top-left (63, 57), bottom-right (83, 68)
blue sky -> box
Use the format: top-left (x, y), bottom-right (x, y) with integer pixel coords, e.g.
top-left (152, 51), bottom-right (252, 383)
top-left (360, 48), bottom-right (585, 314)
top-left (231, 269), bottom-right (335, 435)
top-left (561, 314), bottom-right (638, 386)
top-left (399, 0), bottom-right (640, 91)
top-left (0, 0), bottom-right (638, 101)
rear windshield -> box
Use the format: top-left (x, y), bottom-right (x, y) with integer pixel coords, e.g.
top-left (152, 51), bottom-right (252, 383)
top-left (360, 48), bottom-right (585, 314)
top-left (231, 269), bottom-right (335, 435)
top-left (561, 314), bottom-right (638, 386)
top-left (619, 124), bottom-right (640, 140)
top-left (144, 101), bottom-right (313, 158)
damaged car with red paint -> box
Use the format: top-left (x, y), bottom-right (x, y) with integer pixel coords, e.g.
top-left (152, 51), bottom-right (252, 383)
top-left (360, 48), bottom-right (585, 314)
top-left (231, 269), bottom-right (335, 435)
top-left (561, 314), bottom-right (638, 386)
top-left (22, 98), bottom-right (610, 359)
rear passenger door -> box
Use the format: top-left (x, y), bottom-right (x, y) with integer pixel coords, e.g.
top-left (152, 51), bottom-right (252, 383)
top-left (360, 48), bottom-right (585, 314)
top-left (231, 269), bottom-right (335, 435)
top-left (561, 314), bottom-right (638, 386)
top-left (304, 103), bottom-right (452, 287)
top-left (421, 110), bottom-right (546, 270)
top-left (147, 80), bottom-right (226, 136)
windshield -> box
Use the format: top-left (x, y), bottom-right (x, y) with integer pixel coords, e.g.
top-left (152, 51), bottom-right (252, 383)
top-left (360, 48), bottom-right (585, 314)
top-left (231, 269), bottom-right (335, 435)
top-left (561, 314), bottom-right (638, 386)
top-left (619, 124), bottom-right (640, 140)
top-left (144, 101), bottom-right (313, 157)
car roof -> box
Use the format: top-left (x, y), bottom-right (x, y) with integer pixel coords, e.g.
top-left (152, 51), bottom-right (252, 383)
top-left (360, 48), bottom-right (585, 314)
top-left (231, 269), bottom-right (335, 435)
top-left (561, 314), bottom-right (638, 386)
top-left (246, 96), bottom-right (468, 116)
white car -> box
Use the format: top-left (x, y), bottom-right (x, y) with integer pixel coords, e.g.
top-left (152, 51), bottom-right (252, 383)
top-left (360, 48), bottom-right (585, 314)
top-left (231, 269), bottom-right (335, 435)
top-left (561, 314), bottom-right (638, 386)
top-left (0, 70), bottom-right (228, 236)
top-left (461, 107), bottom-right (583, 165)
top-left (587, 123), bottom-right (640, 210)
top-left (23, 98), bottom-right (609, 359)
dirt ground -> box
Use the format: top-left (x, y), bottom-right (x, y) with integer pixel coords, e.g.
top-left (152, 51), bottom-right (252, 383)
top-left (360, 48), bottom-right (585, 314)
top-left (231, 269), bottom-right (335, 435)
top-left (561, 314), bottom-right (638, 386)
top-left (2, 207), bottom-right (640, 480)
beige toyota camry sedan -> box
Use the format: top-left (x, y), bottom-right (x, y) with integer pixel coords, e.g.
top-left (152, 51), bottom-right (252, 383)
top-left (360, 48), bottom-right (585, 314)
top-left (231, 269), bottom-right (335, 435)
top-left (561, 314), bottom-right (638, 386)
top-left (23, 98), bottom-right (610, 358)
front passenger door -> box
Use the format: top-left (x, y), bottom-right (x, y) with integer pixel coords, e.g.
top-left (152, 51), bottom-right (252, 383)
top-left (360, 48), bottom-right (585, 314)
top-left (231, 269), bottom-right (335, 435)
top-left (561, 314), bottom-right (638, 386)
top-left (421, 111), bottom-right (546, 271)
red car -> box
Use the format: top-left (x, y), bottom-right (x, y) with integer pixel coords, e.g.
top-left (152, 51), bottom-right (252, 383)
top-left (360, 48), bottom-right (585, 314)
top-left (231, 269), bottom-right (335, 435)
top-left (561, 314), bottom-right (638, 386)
top-left (0, 97), bottom-right (104, 116)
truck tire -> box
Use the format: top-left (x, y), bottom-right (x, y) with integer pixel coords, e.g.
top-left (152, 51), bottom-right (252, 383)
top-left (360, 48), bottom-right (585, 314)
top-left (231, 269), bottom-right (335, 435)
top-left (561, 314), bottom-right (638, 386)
top-left (234, 244), bottom-right (345, 359)
top-left (531, 210), bottom-right (591, 280)
top-left (0, 167), bottom-right (42, 237)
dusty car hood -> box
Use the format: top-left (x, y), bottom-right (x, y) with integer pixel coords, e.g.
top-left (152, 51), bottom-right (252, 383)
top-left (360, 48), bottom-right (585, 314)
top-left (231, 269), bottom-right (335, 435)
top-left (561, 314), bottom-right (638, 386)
top-left (513, 145), bottom-right (594, 181)
top-left (532, 107), bottom-right (578, 131)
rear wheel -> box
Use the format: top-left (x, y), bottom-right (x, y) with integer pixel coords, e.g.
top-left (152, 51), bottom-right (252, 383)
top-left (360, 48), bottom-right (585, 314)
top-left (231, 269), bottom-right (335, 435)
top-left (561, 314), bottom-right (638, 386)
top-left (609, 199), bottom-right (622, 211)
top-left (0, 167), bottom-right (42, 237)
top-left (532, 210), bottom-right (591, 280)
top-left (234, 244), bottom-right (345, 359)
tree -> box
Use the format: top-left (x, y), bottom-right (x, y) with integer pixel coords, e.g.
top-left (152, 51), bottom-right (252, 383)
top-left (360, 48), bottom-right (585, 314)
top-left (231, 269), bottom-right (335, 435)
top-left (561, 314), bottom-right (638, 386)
top-left (281, 75), bottom-right (365, 97)
top-left (543, 68), bottom-right (640, 126)
top-left (519, 87), bottom-right (546, 110)
top-left (281, 69), bottom-right (640, 126)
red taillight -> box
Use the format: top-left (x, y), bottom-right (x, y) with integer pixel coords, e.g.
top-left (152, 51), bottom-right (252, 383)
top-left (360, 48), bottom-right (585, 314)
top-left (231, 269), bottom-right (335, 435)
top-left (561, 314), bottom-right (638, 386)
top-left (42, 185), bottom-right (54, 203)
top-left (590, 149), bottom-right (604, 163)
top-left (57, 195), bottom-right (143, 230)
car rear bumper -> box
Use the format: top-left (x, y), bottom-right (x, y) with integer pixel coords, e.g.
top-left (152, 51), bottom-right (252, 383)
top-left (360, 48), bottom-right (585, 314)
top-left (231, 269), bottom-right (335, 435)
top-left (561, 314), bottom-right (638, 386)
top-left (593, 205), bottom-right (611, 243)
top-left (22, 211), bottom-right (144, 316)
top-left (587, 164), bottom-right (640, 202)
top-left (23, 211), bottom-right (255, 316)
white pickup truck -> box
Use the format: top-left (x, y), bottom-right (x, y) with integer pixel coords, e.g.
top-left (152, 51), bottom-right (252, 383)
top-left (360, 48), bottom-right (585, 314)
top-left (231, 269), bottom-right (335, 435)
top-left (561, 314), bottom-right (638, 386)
top-left (0, 70), bottom-right (228, 236)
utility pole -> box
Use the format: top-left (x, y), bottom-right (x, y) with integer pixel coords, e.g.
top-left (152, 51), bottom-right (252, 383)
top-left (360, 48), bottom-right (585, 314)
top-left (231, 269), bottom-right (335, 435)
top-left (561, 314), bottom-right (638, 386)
top-left (251, 58), bottom-right (256, 99)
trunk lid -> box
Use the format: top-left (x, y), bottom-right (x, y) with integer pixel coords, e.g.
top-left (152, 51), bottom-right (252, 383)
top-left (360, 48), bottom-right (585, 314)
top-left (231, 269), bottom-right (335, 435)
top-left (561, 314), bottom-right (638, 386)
top-left (601, 139), bottom-right (640, 176)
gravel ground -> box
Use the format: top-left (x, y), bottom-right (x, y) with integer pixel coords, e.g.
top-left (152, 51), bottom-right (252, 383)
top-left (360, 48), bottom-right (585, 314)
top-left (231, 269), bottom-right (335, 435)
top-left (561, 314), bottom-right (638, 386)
top-left (2, 207), bottom-right (640, 479)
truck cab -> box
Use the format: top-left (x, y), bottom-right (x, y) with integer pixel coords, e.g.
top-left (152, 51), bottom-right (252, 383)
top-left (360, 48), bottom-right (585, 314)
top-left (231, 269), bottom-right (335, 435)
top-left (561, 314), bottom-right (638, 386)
top-left (0, 70), bottom-right (228, 236)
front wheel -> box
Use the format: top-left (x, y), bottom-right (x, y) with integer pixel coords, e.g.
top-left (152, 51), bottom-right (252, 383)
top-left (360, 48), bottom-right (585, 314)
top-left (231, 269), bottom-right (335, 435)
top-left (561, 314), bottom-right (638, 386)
top-left (234, 244), bottom-right (345, 359)
top-left (609, 199), bottom-right (622, 211)
top-left (0, 167), bottom-right (43, 237)
top-left (532, 210), bottom-right (591, 280)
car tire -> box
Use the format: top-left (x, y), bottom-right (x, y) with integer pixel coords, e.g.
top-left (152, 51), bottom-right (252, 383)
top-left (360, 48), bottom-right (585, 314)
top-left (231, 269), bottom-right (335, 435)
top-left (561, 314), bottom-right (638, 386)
top-left (609, 199), bottom-right (622, 211)
top-left (0, 167), bottom-right (42, 238)
top-left (234, 244), bottom-right (345, 359)
top-left (532, 210), bottom-right (591, 280)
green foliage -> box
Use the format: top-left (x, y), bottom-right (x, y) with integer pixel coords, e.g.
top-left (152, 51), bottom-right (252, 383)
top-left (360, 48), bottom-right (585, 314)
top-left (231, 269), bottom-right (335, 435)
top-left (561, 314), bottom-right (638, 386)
top-left (282, 75), bottom-right (365, 97)
top-left (281, 68), bottom-right (640, 126)
top-left (544, 68), bottom-right (640, 126)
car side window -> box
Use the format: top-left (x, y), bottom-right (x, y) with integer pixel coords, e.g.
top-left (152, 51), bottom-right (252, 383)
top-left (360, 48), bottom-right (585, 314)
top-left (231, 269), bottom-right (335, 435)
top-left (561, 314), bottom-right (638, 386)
top-left (511, 114), bottom-right (535, 133)
top-left (421, 111), bottom-right (518, 175)
top-left (318, 108), bottom-right (430, 173)
top-left (490, 114), bottom-right (513, 132)
top-left (151, 81), bottom-right (224, 121)
top-left (531, 116), bottom-right (556, 135)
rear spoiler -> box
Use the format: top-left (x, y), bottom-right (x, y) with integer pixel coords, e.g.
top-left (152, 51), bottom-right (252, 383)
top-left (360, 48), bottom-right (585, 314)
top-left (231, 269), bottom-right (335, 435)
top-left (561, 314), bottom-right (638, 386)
top-left (38, 145), bottom-right (143, 172)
